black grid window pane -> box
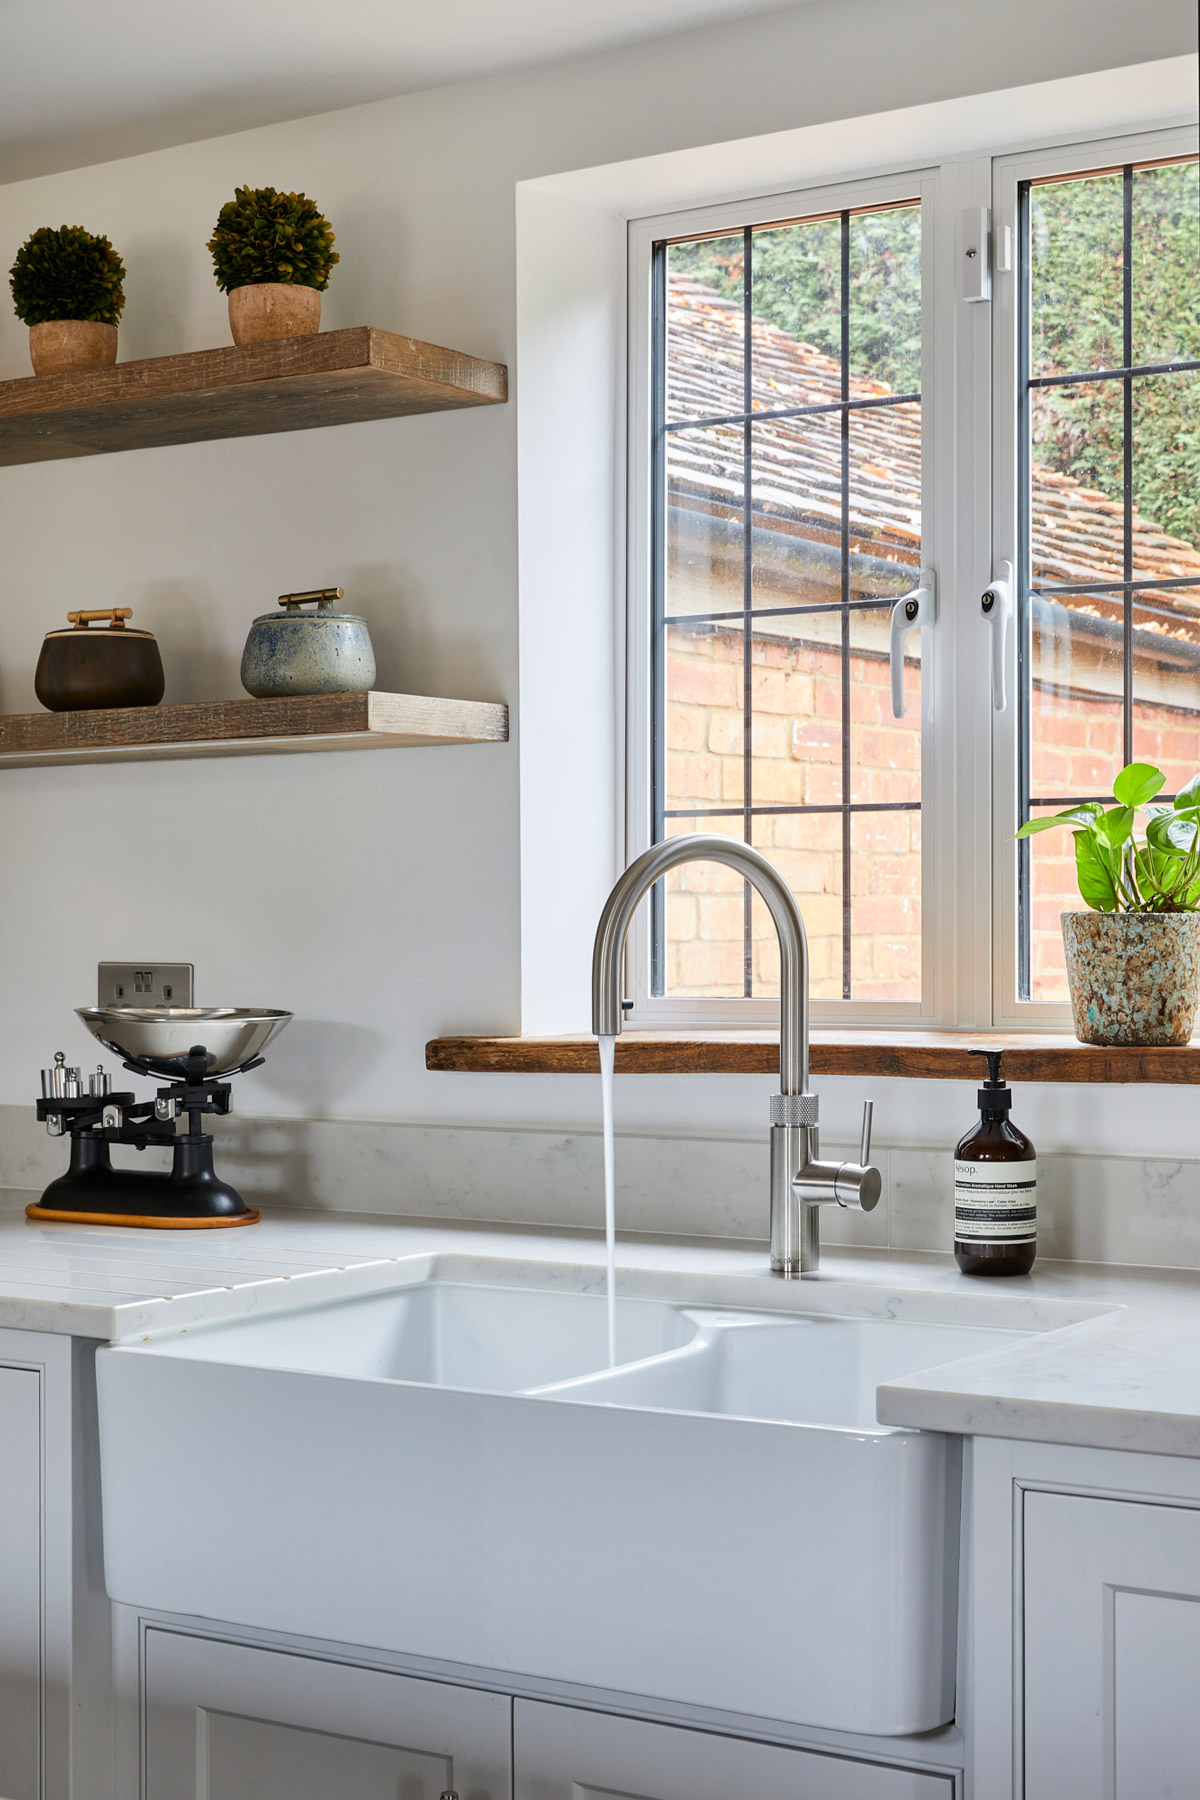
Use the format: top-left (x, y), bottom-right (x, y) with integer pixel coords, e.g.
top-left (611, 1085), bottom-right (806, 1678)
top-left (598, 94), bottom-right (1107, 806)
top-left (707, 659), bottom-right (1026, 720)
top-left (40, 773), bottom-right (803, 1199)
top-left (1017, 156), bottom-right (1200, 1005)
top-left (653, 202), bottom-right (923, 1003)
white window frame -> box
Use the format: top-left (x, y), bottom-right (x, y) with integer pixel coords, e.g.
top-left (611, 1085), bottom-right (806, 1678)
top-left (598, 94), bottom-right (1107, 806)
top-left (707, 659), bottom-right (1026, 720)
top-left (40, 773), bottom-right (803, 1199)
top-left (625, 162), bottom-right (973, 1030)
top-left (990, 121), bottom-right (1200, 1029)
top-left (623, 121), bottom-right (1199, 1033)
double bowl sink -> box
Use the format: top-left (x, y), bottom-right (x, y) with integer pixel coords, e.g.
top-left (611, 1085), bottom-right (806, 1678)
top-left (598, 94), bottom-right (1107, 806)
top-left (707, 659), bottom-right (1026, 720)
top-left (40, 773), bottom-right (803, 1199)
top-left (97, 1265), bottom-right (1032, 1736)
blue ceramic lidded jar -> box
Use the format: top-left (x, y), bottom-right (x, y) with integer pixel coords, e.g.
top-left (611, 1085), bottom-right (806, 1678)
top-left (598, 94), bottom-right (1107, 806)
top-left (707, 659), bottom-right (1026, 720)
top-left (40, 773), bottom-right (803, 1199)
top-left (240, 587), bottom-right (376, 698)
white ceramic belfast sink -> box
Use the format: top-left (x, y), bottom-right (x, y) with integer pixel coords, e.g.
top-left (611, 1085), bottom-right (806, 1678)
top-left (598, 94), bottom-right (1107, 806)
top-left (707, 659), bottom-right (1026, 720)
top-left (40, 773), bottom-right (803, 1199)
top-left (544, 1307), bottom-right (1018, 1425)
top-left (134, 1280), bottom-right (695, 1393)
top-left (96, 1271), bottom-right (1027, 1737)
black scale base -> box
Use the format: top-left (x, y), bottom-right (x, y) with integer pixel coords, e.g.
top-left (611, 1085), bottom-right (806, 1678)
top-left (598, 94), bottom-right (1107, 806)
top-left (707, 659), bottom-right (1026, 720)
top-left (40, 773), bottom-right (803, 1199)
top-left (27, 1132), bottom-right (259, 1229)
top-left (30, 1052), bottom-right (261, 1230)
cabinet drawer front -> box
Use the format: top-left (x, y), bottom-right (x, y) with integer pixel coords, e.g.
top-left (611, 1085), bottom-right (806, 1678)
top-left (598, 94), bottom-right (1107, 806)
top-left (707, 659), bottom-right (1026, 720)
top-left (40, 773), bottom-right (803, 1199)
top-left (1024, 1490), bottom-right (1200, 1800)
top-left (0, 1368), bottom-right (41, 1800)
top-left (514, 1699), bottom-right (953, 1799)
top-left (144, 1630), bottom-right (511, 1800)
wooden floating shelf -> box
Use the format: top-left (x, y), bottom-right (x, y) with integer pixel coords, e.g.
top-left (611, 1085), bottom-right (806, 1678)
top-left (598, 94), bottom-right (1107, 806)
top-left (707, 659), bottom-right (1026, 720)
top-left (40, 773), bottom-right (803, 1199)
top-left (426, 1029), bottom-right (1200, 1085)
top-left (0, 690), bottom-right (508, 768)
top-left (0, 327), bottom-right (507, 465)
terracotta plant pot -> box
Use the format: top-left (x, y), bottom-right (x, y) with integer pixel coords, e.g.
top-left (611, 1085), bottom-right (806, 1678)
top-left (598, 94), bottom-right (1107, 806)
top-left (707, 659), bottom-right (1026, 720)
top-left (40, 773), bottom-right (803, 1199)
top-left (28, 320), bottom-right (118, 376)
top-left (1061, 910), bottom-right (1200, 1046)
top-left (227, 283), bottom-right (321, 346)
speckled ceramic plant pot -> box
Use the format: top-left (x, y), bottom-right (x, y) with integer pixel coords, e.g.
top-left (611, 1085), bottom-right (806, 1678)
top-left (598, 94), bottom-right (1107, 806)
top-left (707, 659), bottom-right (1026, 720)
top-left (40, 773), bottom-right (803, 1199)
top-left (1061, 910), bottom-right (1200, 1046)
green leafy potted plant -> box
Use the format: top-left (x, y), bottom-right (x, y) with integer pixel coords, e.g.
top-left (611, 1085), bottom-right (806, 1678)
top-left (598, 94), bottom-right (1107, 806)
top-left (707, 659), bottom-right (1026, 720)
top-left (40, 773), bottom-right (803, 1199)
top-left (1017, 761), bottom-right (1200, 1045)
top-left (9, 225), bottom-right (125, 375)
top-left (207, 186), bottom-right (338, 347)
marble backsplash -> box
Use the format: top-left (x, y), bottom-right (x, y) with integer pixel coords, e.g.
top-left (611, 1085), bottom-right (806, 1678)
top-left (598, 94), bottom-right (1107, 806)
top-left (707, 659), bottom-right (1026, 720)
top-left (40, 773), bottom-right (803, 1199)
top-left (0, 1103), bottom-right (1196, 1270)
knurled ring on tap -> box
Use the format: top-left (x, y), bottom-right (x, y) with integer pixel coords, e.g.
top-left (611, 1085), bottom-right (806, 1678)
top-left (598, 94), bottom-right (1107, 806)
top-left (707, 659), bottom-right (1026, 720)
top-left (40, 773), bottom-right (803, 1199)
top-left (770, 1093), bottom-right (820, 1126)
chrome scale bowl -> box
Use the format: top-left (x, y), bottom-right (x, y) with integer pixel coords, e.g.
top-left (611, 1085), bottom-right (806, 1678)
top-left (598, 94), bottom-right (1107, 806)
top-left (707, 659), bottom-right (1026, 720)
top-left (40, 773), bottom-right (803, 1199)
top-left (76, 1007), bottom-right (291, 1079)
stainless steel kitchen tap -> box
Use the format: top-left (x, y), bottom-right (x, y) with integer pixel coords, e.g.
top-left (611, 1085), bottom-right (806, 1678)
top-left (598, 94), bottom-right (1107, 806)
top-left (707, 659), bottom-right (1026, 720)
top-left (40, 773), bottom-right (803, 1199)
top-left (592, 834), bottom-right (881, 1276)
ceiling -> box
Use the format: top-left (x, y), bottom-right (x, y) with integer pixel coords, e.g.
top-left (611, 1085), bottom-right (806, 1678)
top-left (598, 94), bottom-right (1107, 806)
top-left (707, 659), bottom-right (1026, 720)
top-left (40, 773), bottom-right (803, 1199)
top-left (0, 0), bottom-right (802, 183)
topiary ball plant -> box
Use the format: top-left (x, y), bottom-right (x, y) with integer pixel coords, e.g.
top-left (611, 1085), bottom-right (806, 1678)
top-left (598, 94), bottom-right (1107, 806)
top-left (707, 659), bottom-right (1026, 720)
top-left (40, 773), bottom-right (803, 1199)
top-left (207, 186), bottom-right (339, 292)
top-left (9, 225), bottom-right (126, 325)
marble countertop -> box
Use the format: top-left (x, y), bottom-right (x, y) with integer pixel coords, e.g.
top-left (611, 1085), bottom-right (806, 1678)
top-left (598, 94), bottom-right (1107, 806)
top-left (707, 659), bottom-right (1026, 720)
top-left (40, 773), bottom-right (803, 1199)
top-left (2, 1192), bottom-right (1198, 1457)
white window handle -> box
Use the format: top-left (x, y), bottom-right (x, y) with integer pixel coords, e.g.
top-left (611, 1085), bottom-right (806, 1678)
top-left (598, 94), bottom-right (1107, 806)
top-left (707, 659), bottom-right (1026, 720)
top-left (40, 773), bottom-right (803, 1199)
top-left (888, 568), bottom-right (936, 718)
top-left (981, 560), bottom-right (1014, 712)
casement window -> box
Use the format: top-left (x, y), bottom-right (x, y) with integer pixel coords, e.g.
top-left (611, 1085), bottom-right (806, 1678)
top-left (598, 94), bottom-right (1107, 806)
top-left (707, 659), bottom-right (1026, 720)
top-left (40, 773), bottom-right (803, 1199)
top-left (993, 133), bottom-right (1200, 1023)
top-left (626, 126), bottom-right (1198, 1029)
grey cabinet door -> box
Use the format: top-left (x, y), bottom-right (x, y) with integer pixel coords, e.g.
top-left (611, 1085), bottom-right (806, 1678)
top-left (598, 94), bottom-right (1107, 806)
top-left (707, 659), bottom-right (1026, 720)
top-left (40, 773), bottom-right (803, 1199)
top-left (144, 1629), bottom-right (511, 1800)
top-left (1024, 1490), bottom-right (1200, 1799)
top-left (514, 1699), bottom-right (953, 1800)
top-left (0, 1367), bottom-right (42, 1800)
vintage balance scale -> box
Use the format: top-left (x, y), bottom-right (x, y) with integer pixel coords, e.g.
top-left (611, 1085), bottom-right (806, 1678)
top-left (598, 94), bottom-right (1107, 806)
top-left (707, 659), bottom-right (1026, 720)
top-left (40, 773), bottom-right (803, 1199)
top-left (30, 977), bottom-right (290, 1228)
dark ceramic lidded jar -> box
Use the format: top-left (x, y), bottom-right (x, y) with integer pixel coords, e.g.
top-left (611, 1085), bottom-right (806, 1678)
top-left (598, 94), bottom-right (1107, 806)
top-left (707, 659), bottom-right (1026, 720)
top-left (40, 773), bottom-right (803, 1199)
top-left (35, 608), bottom-right (165, 711)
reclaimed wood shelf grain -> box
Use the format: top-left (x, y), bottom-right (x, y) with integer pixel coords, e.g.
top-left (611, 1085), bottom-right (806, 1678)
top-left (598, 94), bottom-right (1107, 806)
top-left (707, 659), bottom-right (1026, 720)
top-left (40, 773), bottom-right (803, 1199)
top-left (0, 690), bottom-right (508, 768)
top-left (426, 1030), bottom-right (1200, 1084)
top-left (0, 327), bottom-right (507, 465)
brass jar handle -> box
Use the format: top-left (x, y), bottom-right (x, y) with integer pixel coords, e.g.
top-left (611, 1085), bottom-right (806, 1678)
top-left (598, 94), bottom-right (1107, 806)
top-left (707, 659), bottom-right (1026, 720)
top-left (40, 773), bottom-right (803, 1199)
top-left (67, 608), bottom-right (133, 630)
top-left (277, 587), bottom-right (344, 610)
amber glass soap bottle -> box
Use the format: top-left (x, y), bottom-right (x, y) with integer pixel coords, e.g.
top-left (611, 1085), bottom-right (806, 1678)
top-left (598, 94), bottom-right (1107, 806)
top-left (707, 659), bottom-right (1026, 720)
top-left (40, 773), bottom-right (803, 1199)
top-left (954, 1049), bottom-right (1037, 1276)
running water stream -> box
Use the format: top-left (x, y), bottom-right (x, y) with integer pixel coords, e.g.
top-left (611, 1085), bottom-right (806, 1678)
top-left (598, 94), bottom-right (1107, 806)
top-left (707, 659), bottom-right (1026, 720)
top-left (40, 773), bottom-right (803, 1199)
top-left (598, 1033), bottom-right (617, 1367)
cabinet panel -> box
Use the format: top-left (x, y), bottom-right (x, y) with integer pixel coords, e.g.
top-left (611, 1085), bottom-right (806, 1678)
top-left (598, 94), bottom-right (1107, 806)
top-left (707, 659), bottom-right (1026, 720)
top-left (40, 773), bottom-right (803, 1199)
top-left (144, 1630), bottom-right (511, 1800)
top-left (202, 1712), bottom-right (450, 1796)
top-left (1024, 1490), bottom-right (1200, 1799)
top-left (1113, 1589), bottom-right (1200, 1789)
top-left (514, 1699), bottom-right (952, 1800)
top-left (0, 1367), bottom-right (41, 1800)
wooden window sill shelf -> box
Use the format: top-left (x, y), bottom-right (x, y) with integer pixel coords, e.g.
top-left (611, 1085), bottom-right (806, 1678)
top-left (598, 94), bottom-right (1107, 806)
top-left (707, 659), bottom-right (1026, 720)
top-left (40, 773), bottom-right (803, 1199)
top-left (426, 1030), bottom-right (1200, 1084)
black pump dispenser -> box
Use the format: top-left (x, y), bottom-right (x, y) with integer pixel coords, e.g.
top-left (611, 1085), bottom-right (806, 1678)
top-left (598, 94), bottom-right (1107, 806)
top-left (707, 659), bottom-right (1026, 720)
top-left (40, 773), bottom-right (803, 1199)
top-left (954, 1047), bottom-right (1037, 1277)
top-left (972, 1048), bottom-right (1011, 1113)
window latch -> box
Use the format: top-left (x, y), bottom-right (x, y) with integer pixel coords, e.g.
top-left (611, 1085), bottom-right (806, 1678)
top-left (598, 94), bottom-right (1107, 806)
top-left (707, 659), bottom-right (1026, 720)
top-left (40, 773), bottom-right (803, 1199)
top-left (981, 561), bottom-right (1014, 712)
top-left (888, 568), bottom-right (936, 719)
top-left (962, 205), bottom-right (991, 302)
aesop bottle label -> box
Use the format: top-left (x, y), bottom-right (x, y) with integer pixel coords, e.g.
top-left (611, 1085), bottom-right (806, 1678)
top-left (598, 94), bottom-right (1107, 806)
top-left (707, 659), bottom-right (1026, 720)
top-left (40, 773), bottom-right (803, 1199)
top-left (954, 1159), bottom-right (1037, 1243)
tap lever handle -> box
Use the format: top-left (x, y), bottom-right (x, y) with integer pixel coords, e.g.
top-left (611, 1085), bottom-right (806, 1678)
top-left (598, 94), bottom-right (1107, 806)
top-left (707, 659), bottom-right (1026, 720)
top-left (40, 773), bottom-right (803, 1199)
top-left (860, 1100), bottom-right (873, 1168)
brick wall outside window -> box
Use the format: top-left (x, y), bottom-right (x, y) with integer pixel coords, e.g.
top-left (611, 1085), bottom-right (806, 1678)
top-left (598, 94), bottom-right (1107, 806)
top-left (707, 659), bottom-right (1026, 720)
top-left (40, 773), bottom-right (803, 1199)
top-left (664, 623), bottom-right (1200, 1006)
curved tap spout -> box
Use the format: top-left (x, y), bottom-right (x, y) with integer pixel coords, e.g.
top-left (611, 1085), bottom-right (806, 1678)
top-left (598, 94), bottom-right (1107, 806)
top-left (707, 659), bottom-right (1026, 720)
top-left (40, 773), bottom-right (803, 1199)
top-left (591, 835), bottom-right (879, 1276)
top-left (591, 835), bottom-right (809, 1095)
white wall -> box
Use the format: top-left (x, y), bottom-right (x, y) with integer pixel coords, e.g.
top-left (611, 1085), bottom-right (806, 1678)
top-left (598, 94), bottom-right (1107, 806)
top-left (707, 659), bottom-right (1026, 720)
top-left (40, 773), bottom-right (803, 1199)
top-left (0, 0), bottom-right (1197, 1175)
